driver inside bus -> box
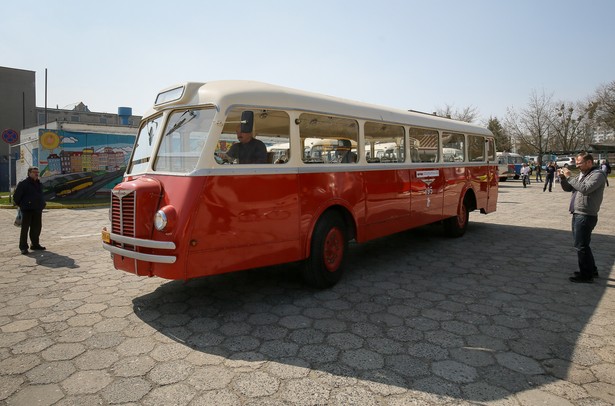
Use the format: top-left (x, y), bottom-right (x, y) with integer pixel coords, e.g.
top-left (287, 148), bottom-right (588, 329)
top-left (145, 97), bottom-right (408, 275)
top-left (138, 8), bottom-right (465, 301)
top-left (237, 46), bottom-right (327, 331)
top-left (218, 125), bottom-right (267, 164)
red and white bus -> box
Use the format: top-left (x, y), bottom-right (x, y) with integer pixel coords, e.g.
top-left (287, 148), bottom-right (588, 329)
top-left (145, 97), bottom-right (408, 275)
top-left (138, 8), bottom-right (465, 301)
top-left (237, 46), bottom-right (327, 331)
top-left (102, 81), bottom-right (498, 287)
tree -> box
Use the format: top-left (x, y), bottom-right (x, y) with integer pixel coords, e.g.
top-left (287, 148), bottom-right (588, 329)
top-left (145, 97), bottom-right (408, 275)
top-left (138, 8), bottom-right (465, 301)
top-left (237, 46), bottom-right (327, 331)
top-left (504, 90), bottom-right (554, 161)
top-left (486, 117), bottom-right (511, 151)
top-left (549, 101), bottom-right (590, 153)
top-left (435, 104), bottom-right (479, 123)
top-left (588, 80), bottom-right (615, 135)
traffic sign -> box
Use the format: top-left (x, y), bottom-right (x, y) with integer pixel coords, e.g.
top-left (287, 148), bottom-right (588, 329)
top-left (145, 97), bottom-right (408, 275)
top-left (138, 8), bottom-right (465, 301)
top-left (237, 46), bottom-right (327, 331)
top-left (1, 128), bottom-right (19, 144)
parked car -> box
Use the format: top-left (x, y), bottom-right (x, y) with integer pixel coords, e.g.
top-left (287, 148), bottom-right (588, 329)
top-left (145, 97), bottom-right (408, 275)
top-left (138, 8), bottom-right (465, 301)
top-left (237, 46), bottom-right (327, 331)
top-left (556, 156), bottom-right (576, 169)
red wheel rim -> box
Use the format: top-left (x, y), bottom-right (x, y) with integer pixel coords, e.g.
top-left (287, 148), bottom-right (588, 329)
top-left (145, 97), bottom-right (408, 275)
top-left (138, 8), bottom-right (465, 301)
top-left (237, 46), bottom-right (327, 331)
top-left (323, 227), bottom-right (343, 272)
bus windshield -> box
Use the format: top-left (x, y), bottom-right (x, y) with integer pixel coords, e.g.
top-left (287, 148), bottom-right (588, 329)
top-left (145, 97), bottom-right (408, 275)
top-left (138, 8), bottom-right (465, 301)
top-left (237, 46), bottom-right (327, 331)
top-left (153, 108), bottom-right (216, 173)
top-left (128, 114), bottom-right (163, 174)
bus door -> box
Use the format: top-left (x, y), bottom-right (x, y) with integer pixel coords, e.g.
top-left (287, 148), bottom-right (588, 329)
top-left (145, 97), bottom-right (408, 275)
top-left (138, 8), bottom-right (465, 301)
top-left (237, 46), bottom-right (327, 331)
top-left (362, 125), bottom-right (411, 240)
top-left (409, 129), bottom-right (445, 227)
top-left (485, 138), bottom-right (498, 213)
top-left (464, 135), bottom-right (492, 214)
top-left (411, 168), bottom-right (445, 227)
top-left (363, 169), bottom-right (411, 241)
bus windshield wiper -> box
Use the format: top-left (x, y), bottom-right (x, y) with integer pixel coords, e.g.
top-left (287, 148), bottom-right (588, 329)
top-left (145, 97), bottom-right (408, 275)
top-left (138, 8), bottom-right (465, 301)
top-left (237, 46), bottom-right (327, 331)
top-left (164, 110), bottom-right (196, 136)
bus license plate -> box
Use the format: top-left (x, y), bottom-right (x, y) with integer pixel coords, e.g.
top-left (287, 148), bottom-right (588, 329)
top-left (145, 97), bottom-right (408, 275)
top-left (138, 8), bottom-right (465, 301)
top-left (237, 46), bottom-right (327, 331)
top-left (102, 229), bottom-right (111, 244)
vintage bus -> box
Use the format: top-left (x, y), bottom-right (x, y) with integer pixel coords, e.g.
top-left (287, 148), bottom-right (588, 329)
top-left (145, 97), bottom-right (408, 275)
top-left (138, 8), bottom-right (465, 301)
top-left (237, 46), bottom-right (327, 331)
top-left (102, 81), bottom-right (498, 287)
top-left (496, 152), bottom-right (516, 182)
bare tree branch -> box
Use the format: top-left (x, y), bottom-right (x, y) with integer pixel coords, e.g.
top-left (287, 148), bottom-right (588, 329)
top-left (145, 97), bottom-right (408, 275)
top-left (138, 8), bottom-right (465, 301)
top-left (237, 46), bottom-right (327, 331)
top-left (435, 104), bottom-right (479, 123)
top-left (504, 90), bottom-right (554, 156)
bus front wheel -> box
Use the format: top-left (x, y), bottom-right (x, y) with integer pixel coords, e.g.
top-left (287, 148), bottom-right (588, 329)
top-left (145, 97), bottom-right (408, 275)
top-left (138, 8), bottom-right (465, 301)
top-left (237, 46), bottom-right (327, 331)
top-left (444, 197), bottom-right (469, 238)
top-left (303, 212), bottom-right (348, 288)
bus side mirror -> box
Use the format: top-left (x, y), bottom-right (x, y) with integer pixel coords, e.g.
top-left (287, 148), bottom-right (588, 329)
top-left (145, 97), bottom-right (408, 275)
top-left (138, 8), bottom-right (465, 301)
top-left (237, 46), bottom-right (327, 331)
top-left (241, 111), bottom-right (254, 133)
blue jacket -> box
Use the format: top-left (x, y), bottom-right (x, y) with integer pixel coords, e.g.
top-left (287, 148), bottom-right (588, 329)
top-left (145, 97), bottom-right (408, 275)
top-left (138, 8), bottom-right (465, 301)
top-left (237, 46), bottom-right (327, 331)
top-left (14, 177), bottom-right (46, 211)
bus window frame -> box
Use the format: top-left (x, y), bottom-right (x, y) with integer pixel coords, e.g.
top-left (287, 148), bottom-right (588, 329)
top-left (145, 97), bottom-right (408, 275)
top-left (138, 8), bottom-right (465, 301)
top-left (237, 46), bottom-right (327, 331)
top-left (153, 107), bottom-right (217, 174)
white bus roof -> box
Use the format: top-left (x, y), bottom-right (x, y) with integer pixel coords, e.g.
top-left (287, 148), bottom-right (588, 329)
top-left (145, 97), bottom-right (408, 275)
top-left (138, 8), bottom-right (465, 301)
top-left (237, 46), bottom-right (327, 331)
top-left (148, 80), bottom-right (493, 137)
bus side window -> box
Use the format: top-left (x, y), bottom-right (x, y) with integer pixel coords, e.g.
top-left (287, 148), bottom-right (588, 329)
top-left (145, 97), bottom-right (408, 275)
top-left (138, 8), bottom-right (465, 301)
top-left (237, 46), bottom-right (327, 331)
top-left (217, 108), bottom-right (290, 165)
top-left (364, 122), bottom-right (404, 163)
top-left (409, 127), bottom-right (439, 163)
top-left (442, 132), bottom-right (465, 162)
top-left (468, 135), bottom-right (485, 162)
top-left (299, 113), bottom-right (358, 164)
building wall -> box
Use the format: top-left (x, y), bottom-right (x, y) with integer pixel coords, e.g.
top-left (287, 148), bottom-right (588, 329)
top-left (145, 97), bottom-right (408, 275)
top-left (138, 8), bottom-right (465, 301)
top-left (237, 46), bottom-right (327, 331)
top-left (17, 122), bottom-right (137, 199)
top-left (0, 66), bottom-right (37, 191)
top-left (1, 65), bottom-right (143, 192)
top-left (36, 104), bottom-right (141, 127)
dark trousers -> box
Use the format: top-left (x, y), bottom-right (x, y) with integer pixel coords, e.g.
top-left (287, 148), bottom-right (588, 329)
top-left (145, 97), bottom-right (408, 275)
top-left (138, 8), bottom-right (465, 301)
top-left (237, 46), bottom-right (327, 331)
top-left (572, 214), bottom-right (598, 278)
top-left (535, 171), bottom-right (543, 182)
top-left (19, 210), bottom-right (42, 250)
top-left (543, 176), bottom-right (554, 191)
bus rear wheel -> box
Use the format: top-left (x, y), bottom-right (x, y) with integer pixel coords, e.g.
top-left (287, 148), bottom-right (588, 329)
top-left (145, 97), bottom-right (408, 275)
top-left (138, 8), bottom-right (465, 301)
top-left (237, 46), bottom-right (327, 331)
top-left (303, 212), bottom-right (348, 288)
top-left (444, 197), bottom-right (469, 238)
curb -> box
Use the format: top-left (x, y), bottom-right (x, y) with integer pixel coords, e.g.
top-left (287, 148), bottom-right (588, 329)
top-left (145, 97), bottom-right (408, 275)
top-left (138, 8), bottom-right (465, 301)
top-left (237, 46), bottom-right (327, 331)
top-left (0, 204), bottom-right (109, 210)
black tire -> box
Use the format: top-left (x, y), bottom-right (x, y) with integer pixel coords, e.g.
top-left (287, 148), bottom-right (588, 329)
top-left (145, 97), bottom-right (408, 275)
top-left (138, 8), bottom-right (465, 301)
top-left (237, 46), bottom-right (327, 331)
top-left (303, 211), bottom-right (348, 288)
top-left (443, 197), bottom-right (469, 238)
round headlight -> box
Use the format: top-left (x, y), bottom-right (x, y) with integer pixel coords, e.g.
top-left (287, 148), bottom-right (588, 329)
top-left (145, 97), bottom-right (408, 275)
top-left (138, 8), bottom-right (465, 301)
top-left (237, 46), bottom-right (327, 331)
top-left (154, 210), bottom-right (168, 231)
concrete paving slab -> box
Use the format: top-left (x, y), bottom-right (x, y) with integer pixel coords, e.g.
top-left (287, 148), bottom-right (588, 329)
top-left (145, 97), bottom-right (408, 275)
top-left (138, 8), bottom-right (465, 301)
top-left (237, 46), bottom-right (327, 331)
top-left (0, 180), bottom-right (614, 405)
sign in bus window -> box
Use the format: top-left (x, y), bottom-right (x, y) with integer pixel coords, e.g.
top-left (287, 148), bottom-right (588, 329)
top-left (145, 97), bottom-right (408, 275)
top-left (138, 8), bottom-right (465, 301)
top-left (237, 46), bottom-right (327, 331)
top-left (299, 113), bottom-right (358, 164)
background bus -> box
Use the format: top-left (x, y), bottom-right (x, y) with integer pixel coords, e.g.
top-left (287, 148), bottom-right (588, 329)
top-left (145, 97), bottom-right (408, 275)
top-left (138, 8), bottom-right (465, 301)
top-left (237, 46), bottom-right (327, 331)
top-left (496, 152), bottom-right (515, 182)
top-left (508, 153), bottom-right (528, 179)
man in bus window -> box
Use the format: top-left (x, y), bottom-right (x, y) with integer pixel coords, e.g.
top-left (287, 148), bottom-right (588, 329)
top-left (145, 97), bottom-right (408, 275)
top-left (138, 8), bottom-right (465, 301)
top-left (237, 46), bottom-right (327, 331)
top-left (219, 126), bottom-right (267, 164)
top-left (337, 139), bottom-right (356, 163)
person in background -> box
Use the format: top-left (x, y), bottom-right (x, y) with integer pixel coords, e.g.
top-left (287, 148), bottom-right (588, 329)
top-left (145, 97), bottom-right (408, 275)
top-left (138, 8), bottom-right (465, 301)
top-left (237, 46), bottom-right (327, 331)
top-left (559, 152), bottom-right (606, 283)
top-left (601, 160), bottom-right (610, 187)
top-left (13, 166), bottom-right (47, 255)
top-left (543, 161), bottom-right (556, 192)
top-left (535, 161), bottom-right (543, 182)
top-left (520, 163), bottom-right (531, 187)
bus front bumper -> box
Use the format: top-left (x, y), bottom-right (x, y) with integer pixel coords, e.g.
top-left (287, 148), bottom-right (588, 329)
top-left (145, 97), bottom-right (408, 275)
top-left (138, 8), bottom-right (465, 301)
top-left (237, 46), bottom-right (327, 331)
top-left (101, 229), bottom-right (177, 264)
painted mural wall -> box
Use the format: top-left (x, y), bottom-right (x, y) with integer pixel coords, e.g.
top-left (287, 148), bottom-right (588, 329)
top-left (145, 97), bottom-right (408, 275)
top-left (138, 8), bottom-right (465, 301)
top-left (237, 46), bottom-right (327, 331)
top-left (34, 129), bottom-right (135, 199)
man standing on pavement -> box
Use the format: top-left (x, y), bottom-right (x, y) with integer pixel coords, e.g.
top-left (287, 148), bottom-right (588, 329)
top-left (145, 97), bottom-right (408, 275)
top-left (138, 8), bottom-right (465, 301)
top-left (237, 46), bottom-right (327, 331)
top-left (544, 162), bottom-right (557, 192)
top-left (13, 166), bottom-right (46, 255)
top-left (559, 152), bottom-right (606, 283)
top-left (535, 161), bottom-right (543, 182)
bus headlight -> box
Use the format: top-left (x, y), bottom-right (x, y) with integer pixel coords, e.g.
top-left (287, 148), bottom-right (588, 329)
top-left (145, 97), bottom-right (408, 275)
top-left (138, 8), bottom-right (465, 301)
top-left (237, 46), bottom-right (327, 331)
top-left (153, 205), bottom-right (177, 232)
top-left (154, 211), bottom-right (168, 231)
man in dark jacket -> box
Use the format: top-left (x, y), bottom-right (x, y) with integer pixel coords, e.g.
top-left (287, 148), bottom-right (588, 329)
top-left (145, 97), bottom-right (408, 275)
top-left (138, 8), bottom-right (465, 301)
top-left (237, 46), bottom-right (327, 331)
top-left (13, 166), bottom-right (46, 255)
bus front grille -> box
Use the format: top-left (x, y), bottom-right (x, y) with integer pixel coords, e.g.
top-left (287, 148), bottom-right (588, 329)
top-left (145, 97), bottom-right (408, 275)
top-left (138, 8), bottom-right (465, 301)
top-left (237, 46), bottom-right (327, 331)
top-left (111, 191), bottom-right (136, 249)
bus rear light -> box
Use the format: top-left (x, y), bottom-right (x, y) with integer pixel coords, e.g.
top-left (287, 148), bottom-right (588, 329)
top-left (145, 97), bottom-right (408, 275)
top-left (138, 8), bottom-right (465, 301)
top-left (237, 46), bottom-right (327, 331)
top-left (154, 205), bottom-right (177, 231)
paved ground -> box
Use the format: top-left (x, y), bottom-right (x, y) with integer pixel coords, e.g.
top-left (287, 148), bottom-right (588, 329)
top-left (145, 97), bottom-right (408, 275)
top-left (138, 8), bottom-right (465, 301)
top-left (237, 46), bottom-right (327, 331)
top-left (0, 180), bottom-right (614, 405)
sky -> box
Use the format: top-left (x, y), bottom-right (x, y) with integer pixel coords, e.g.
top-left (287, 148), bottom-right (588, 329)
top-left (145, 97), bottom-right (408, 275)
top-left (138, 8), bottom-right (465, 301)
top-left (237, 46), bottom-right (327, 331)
top-left (2, 0), bottom-right (614, 125)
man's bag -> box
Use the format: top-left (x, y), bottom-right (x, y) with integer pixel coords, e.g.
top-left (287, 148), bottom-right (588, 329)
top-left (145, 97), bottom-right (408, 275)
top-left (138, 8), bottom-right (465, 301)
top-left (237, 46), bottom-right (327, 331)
top-left (14, 209), bottom-right (22, 227)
